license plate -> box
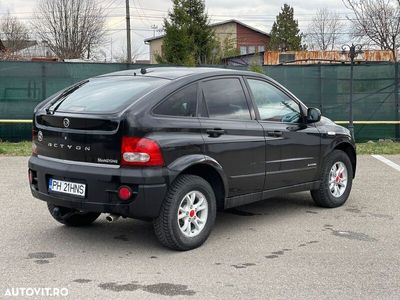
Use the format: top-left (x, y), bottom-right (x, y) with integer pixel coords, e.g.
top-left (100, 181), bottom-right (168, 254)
top-left (48, 178), bottom-right (86, 197)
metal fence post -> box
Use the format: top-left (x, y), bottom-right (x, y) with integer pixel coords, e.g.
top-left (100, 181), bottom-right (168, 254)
top-left (319, 64), bottom-right (323, 113)
top-left (41, 62), bottom-right (47, 100)
top-left (395, 62), bottom-right (399, 141)
top-left (349, 60), bottom-right (354, 139)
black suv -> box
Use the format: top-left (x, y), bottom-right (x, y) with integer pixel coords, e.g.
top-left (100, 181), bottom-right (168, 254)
top-left (29, 67), bottom-right (356, 250)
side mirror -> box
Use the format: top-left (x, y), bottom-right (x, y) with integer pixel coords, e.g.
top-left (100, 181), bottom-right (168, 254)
top-left (307, 107), bottom-right (321, 123)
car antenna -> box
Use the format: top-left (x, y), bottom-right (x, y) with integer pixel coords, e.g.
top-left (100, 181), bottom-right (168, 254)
top-left (140, 68), bottom-right (147, 75)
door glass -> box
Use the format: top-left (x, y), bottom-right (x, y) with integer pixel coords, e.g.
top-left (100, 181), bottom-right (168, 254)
top-left (202, 78), bottom-right (251, 120)
top-left (247, 79), bottom-right (301, 123)
top-left (154, 83), bottom-right (197, 117)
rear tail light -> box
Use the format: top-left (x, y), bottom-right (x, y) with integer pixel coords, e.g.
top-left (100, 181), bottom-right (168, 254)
top-left (121, 136), bottom-right (164, 166)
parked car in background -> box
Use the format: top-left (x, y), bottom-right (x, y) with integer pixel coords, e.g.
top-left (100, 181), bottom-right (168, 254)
top-left (29, 67), bottom-right (356, 250)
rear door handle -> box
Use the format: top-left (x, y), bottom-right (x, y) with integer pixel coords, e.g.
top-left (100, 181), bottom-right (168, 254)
top-left (206, 128), bottom-right (225, 137)
top-left (266, 130), bottom-right (283, 137)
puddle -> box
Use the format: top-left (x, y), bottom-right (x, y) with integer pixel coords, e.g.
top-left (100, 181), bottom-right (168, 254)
top-left (99, 282), bottom-right (195, 296)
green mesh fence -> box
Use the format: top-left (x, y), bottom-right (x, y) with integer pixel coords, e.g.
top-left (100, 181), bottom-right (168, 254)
top-left (264, 63), bottom-right (399, 141)
top-left (0, 61), bottom-right (399, 142)
top-left (0, 61), bottom-right (153, 141)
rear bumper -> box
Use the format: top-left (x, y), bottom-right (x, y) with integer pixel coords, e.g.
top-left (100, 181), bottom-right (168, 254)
top-left (28, 155), bottom-right (174, 218)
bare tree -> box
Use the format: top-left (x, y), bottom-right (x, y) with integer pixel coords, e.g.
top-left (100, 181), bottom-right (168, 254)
top-left (343, 0), bottom-right (400, 59)
top-left (113, 42), bottom-right (141, 63)
top-left (306, 9), bottom-right (342, 51)
top-left (0, 12), bottom-right (30, 52)
top-left (32, 0), bottom-right (106, 59)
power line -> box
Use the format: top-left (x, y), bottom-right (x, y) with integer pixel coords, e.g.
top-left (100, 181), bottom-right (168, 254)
top-left (132, 0), bottom-right (152, 27)
top-left (0, 5), bottom-right (354, 16)
top-left (103, 0), bottom-right (123, 11)
top-left (0, 13), bottom-right (362, 24)
top-left (0, 28), bottom-right (159, 35)
top-left (107, 18), bottom-right (126, 29)
top-left (0, 3), bottom-right (362, 24)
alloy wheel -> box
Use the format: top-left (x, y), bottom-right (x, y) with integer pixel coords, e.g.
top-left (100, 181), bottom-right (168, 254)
top-left (177, 191), bottom-right (208, 237)
top-left (329, 161), bottom-right (348, 198)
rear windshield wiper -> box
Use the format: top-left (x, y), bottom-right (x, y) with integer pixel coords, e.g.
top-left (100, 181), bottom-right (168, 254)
top-left (46, 80), bottom-right (89, 114)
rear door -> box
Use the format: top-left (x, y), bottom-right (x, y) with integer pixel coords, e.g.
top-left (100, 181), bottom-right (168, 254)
top-left (245, 77), bottom-right (320, 189)
top-left (198, 76), bottom-right (266, 197)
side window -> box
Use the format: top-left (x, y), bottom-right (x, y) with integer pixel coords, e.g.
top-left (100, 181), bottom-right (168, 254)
top-left (153, 84), bottom-right (197, 117)
top-left (202, 78), bottom-right (251, 120)
top-left (247, 79), bottom-right (301, 123)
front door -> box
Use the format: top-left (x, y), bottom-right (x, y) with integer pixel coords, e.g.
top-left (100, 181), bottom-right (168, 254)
top-left (245, 77), bottom-right (321, 190)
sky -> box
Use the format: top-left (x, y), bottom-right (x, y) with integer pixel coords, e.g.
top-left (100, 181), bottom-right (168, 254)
top-left (0, 0), bottom-right (354, 61)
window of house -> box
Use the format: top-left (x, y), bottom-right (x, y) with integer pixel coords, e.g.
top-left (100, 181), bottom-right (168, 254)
top-left (202, 78), bottom-right (251, 120)
top-left (153, 84), bottom-right (197, 117)
top-left (247, 79), bottom-right (301, 123)
top-left (258, 45), bottom-right (265, 52)
top-left (248, 46), bottom-right (256, 54)
top-left (240, 46), bottom-right (247, 55)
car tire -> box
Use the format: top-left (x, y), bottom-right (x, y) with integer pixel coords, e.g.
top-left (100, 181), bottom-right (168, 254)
top-left (311, 150), bottom-right (353, 208)
top-left (47, 203), bottom-right (100, 226)
top-left (153, 174), bottom-right (217, 251)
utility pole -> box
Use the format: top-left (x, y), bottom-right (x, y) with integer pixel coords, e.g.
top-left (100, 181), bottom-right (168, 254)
top-left (126, 0), bottom-right (132, 64)
top-left (395, 62), bottom-right (399, 141)
top-left (341, 43), bottom-right (363, 140)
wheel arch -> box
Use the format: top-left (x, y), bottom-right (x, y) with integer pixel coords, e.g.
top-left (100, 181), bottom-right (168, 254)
top-left (167, 155), bottom-right (228, 210)
top-left (332, 141), bottom-right (357, 177)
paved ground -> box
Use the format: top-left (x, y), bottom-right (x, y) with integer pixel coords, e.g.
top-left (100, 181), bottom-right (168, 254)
top-left (0, 155), bottom-right (399, 299)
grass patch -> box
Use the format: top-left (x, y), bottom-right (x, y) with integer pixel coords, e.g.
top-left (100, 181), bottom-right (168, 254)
top-left (356, 141), bottom-right (400, 155)
top-left (0, 141), bottom-right (32, 156)
top-left (0, 140), bottom-right (399, 157)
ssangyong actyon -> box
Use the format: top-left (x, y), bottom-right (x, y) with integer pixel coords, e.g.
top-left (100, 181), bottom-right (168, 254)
top-left (29, 67), bottom-right (356, 250)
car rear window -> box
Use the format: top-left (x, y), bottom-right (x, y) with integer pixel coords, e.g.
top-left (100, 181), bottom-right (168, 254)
top-left (55, 76), bottom-right (169, 113)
